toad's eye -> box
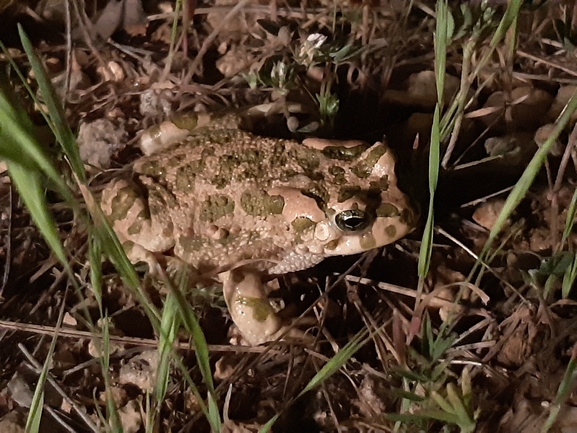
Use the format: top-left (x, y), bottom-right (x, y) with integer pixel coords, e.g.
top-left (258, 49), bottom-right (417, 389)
top-left (335, 209), bottom-right (371, 232)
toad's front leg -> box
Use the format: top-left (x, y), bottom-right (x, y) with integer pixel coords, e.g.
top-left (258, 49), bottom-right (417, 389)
top-left (101, 177), bottom-right (179, 254)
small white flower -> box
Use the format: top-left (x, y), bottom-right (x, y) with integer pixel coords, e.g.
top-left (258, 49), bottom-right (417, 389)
top-left (296, 33), bottom-right (327, 66)
top-left (270, 61), bottom-right (293, 93)
top-left (271, 61), bottom-right (288, 81)
top-left (306, 33), bottom-right (327, 49)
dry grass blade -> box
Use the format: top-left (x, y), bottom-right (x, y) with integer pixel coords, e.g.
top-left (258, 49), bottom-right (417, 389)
top-left (23, 305), bottom-right (70, 433)
top-left (160, 273), bottom-right (221, 431)
top-left (478, 89), bottom-right (577, 268)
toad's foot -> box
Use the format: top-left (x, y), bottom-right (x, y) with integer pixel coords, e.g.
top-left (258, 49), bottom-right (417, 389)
top-left (220, 269), bottom-right (308, 346)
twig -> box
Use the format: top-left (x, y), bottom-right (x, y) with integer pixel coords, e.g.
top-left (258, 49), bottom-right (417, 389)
top-left (178, 0), bottom-right (251, 91)
top-left (18, 343), bottom-right (101, 433)
top-left (1, 319), bottom-right (271, 353)
top-left (0, 184), bottom-right (13, 297)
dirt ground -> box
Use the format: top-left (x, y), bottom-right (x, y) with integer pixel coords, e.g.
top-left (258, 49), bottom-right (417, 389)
top-left (1, 1), bottom-right (577, 432)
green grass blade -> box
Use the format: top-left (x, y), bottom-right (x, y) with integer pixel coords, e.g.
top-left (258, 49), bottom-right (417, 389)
top-left (0, 82), bottom-right (72, 203)
top-left (91, 219), bottom-right (161, 326)
top-left (561, 185), bottom-right (577, 247)
top-left (25, 386), bottom-right (44, 433)
top-left (541, 350), bottom-right (577, 432)
top-left (155, 292), bottom-right (180, 404)
top-left (418, 1), bottom-right (447, 280)
top-left (25, 307), bottom-right (66, 433)
top-left (479, 88), bottom-right (577, 262)
top-left (418, 105), bottom-right (440, 279)
top-left (100, 320), bottom-right (123, 433)
top-left (0, 95), bottom-right (41, 170)
top-left (446, 383), bottom-right (473, 424)
top-left (5, 30), bottom-right (160, 330)
top-left (488, 0), bottom-right (522, 48)
top-left (167, 277), bottom-right (221, 432)
top-left (6, 162), bottom-right (69, 267)
top-left (430, 390), bottom-right (454, 415)
top-left (17, 25), bottom-right (85, 180)
top-left (562, 256), bottom-right (577, 298)
top-left (470, 0), bottom-right (522, 79)
top-left (434, 0), bottom-right (448, 104)
top-left (89, 231), bottom-right (104, 310)
top-left (299, 331), bottom-right (367, 396)
top-left (258, 416), bottom-right (278, 433)
top-left (257, 331), bottom-right (368, 433)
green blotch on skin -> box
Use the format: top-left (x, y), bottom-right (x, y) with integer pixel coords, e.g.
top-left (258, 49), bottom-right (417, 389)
top-left (291, 146), bottom-right (320, 171)
top-left (241, 190), bottom-right (285, 216)
top-left (219, 154), bottom-right (241, 170)
top-left (338, 186), bottom-right (361, 203)
top-left (321, 144), bottom-right (367, 161)
top-left (168, 154), bottom-right (186, 167)
top-left (324, 239), bottom-right (339, 250)
top-left (291, 217), bottom-right (316, 234)
top-left (376, 203), bottom-right (400, 218)
top-left (200, 195), bottom-right (235, 222)
top-left (172, 112), bottom-right (200, 131)
top-left (351, 165), bottom-right (370, 179)
top-left (174, 164), bottom-right (196, 192)
top-left (174, 147), bottom-right (214, 189)
top-left (137, 160), bottom-right (164, 177)
top-left (370, 175), bottom-right (389, 191)
top-left (300, 185), bottom-right (329, 210)
top-left (199, 114), bottom-right (242, 132)
top-left (329, 166), bottom-right (347, 185)
top-left (108, 186), bottom-right (138, 222)
top-left (367, 145), bottom-right (387, 163)
top-left (243, 149), bottom-right (265, 164)
top-left (146, 183), bottom-right (178, 215)
top-left (213, 149), bottom-right (267, 188)
top-left (127, 210), bottom-right (148, 236)
top-left (149, 201), bottom-right (163, 217)
top-left (400, 208), bottom-right (418, 226)
top-left (220, 230), bottom-right (260, 246)
top-left (307, 171), bottom-right (325, 182)
top-left (281, 169), bottom-right (298, 181)
top-left (179, 235), bottom-right (206, 254)
top-left (359, 233), bottom-right (377, 250)
top-left (385, 225), bottom-right (397, 238)
top-left (202, 147), bottom-right (216, 158)
top-left (238, 296), bottom-right (272, 323)
top-left (211, 176), bottom-right (230, 189)
top-left (351, 145), bottom-right (387, 178)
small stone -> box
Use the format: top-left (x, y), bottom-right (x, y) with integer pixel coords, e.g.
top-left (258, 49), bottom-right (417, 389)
top-left (383, 71), bottom-right (462, 109)
top-left (118, 399), bottom-right (142, 433)
top-left (472, 198), bottom-right (506, 230)
top-left (77, 119), bottom-right (126, 169)
top-left (6, 375), bottom-right (32, 408)
top-left (119, 350), bottom-right (159, 393)
top-left (548, 85), bottom-right (577, 125)
top-left (0, 410), bottom-right (26, 433)
top-left (214, 355), bottom-right (237, 381)
top-left (479, 86), bottom-right (553, 132)
top-left (535, 123), bottom-right (565, 157)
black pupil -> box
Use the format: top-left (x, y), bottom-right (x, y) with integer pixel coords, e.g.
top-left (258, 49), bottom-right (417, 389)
top-left (343, 216), bottom-right (364, 229)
